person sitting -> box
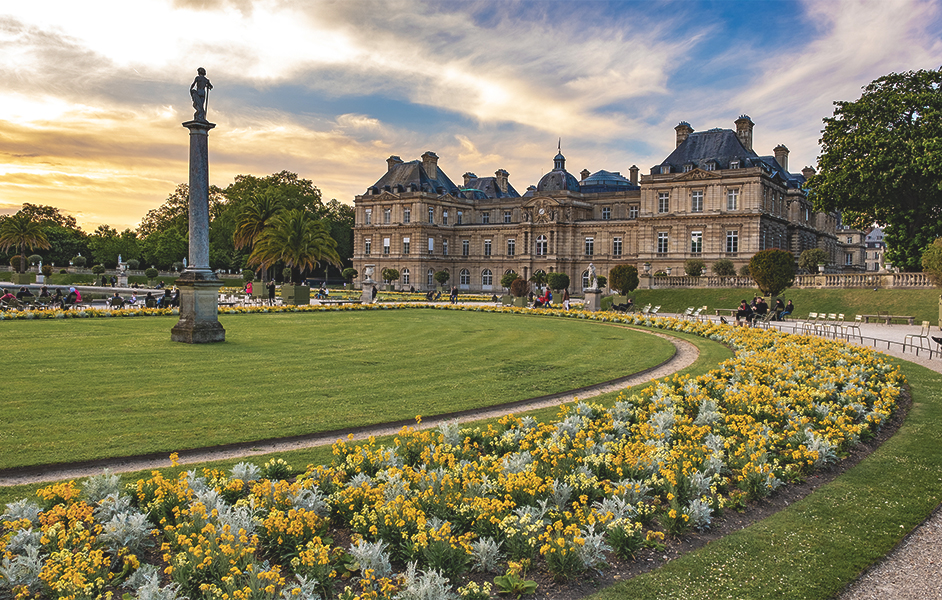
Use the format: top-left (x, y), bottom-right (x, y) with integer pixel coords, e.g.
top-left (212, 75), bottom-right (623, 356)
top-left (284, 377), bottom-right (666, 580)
top-left (156, 280), bottom-right (165, 290)
top-left (110, 291), bottom-right (125, 307)
top-left (39, 286), bottom-right (51, 298)
top-left (52, 288), bottom-right (64, 305)
top-left (0, 288), bottom-right (17, 307)
top-left (16, 287), bottom-right (34, 300)
top-left (144, 291), bottom-right (157, 308)
top-left (735, 299), bottom-right (753, 327)
top-left (781, 300), bottom-right (794, 320)
top-left (752, 297), bottom-right (769, 324)
top-left (62, 287), bottom-right (80, 309)
top-left (157, 289), bottom-right (173, 308)
top-left (773, 298), bottom-right (785, 320)
top-left (127, 293), bottom-right (138, 306)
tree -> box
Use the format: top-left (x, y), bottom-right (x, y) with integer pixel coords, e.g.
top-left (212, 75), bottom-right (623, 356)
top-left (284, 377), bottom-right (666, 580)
top-left (247, 209), bottom-right (341, 284)
top-left (684, 259), bottom-right (705, 277)
top-left (921, 237), bottom-right (942, 287)
top-left (381, 267), bottom-right (400, 284)
top-left (738, 264), bottom-right (751, 277)
top-left (712, 258), bottom-right (736, 276)
top-left (500, 271), bottom-right (520, 289)
top-left (798, 248), bottom-right (829, 273)
top-left (749, 249), bottom-right (795, 296)
top-left (608, 264), bottom-right (639, 295)
top-left (342, 267), bottom-right (358, 282)
top-left (596, 275), bottom-right (607, 289)
top-left (546, 272), bottom-right (570, 292)
top-left (808, 67), bottom-right (942, 271)
top-left (433, 270), bottom-right (450, 287)
top-left (509, 278), bottom-right (529, 297)
top-left (0, 214), bottom-right (50, 273)
top-left (529, 270), bottom-right (548, 288)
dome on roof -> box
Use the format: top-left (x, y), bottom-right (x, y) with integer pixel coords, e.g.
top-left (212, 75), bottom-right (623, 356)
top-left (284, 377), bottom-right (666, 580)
top-left (580, 170), bottom-right (630, 187)
top-left (537, 170), bottom-right (580, 192)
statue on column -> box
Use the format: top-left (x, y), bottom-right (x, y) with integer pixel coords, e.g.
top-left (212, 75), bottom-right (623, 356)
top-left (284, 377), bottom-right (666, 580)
top-left (190, 67), bottom-right (213, 121)
top-left (588, 262), bottom-right (597, 290)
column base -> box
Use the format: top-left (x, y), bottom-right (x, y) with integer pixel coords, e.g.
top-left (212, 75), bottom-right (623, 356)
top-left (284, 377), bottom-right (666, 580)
top-left (171, 270), bottom-right (225, 343)
top-left (584, 289), bottom-right (602, 312)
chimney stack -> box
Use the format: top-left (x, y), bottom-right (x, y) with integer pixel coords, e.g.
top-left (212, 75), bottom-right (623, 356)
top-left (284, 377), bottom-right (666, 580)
top-left (802, 166), bottom-right (816, 179)
top-left (735, 115), bottom-right (754, 151)
top-left (629, 165), bottom-right (639, 186)
top-left (675, 121), bottom-right (693, 148)
top-left (421, 151), bottom-right (439, 179)
top-left (386, 155), bottom-right (403, 172)
top-left (580, 169), bottom-right (590, 181)
top-left (495, 169), bottom-right (509, 194)
top-left (773, 145), bottom-right (789, 172)
top-left (463, 172), bottom-right (475, 187)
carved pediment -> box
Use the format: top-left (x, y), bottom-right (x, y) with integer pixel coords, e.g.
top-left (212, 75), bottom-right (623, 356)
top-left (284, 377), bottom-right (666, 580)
top-left (522, 197), bottom-right (565, 223)
top-left (374, 191), bottom-right (400, 201)
top-left (677, 169), bottom-right (721, 181)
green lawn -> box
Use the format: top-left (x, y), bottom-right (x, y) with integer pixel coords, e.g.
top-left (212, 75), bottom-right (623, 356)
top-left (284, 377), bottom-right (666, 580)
top-left (605, 287), bottom-right (940, 324)
top-left (0, 311), bottom-right (673, 470)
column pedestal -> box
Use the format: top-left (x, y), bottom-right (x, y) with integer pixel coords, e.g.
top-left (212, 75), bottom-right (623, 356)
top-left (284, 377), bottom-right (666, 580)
top-left (171, 270), bottom-right (225, 343)
top-left (584, 289), bottom-right (602, 312)
top-left (361, 280), bottom-right (376, 304)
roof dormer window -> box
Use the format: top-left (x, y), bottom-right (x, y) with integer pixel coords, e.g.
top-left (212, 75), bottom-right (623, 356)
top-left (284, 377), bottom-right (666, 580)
top-left (660, 165), bottom-right (671, 174)
top-left (730, 160), bottom-right (740, 169)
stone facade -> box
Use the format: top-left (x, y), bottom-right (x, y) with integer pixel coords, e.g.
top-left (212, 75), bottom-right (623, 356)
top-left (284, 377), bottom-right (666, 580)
top-left (352, 116), bottom-right (864, 293)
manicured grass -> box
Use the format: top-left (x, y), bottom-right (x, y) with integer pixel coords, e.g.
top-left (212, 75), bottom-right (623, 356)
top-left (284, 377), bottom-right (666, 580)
top-left (605, 287), bottom-right (940, 324)
top-left (0, 310), bottom-right (673, 470)
top-left (588, 359), bottom-right (942, 600)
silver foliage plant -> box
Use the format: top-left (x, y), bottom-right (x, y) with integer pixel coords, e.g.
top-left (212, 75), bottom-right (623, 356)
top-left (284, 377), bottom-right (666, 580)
top-left (469, 537), bottom-right (502, 573)
top-left (2, 499), bottom-right (41, 525)
top-left (280, 574), bottom-right (324, 600)
top-left (82, 469), bottom-right (123, 503)
top-left (396, 562), bottom-right (457, 600)
top-left (100, 510), bottom-right (154, 555)
top-left (231, 461), bottom-right (261, 481)
top-left (0, 544), bottom-right (43, 594)
top-left (348, 539), bottom-right (393, 578)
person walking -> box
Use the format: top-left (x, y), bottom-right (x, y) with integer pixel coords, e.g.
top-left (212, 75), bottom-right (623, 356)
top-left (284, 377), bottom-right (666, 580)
top-left (450, 286), bottom-right (458, 304)
top-left (562, 288), bottom-right (570, 310)
top-left (267, 280), bottom-right (276, 305)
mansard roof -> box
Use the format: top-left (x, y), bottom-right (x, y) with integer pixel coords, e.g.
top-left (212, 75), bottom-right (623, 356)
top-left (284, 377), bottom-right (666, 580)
top-left (579, 169), bottom-right (638, 193)
top-left (462, 176), bottom-right (520, 199)
top-left (370, 159), bottom-right (460, 195)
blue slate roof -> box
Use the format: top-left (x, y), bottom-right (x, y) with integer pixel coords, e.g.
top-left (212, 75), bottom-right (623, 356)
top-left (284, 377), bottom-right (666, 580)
top-left (579, 169), bottom-right (638, 193)
top-left (462, 176), bottom-right (520, 199)
top-left (370, 160), bottom-right (460, 195)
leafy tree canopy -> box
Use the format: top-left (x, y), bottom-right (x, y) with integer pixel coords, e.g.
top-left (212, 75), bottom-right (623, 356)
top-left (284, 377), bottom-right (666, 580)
top-left (921, 237), bottom-right (942, 287)
top-left (798, 248), bottom-right (829, 273)
top-left (546, 272), bottom-right (570, 292)
top-left (608, 264), bottom-right (639, 295)
top-left (749, 249), bottom-right (795, 297)
top-left (434, 270), bottom-right (450, 286)
top-left (808, 67), bottom-right (942, 271)
top-left (712, 258), bottom-right (736, 276)
top-left (500, 271), bottom-right (519, 289)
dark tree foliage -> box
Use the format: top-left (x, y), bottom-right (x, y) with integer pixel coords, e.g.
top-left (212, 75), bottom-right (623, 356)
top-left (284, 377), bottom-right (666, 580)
top-left (749, 249), bottom-right (795, 297)
top-left (608, 264), bottom-right (639, 295)
top-left (712, 258), bottom-right (736, 276)
top-left (808, 67), bottom-right (942, 271)
top-left (684, 259), bottom-right (705, 277)
top-left (798, 248), bottom-right (829, 273)
top-left (921, 237), bottom-right (942, 287)
top-left (500, 271), bottom-right (520, 289)
top-left (546, 272), bottom-right (570, 292)
top-left (433, 270), bottom-right (450, 286)
top-left (509, 277), bottom-right (529, 297)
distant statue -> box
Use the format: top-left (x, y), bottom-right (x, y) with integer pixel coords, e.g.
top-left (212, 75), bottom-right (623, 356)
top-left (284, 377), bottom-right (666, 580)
top-left (587, 263), bottom-right (597, 290)
top-left (190, 67), bottom-right (213, 121)
top-left (117, 254), bottom-right (122, 264)
top-left (364, 265), bottom-right (374, 281)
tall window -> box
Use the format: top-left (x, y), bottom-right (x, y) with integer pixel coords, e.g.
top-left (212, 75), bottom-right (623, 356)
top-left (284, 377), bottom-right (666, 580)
top-left (427, 269), bottom-right (434, 286)
top-left (657, 232), bottom-right (668, 254)
top-left (442, 210), bottom-right (448, 225)
top-left (602, 207), bottom-right (611, 220)
top-left (507, 239), bottom-right (516, 256)
top-left (727, 188), bottom-right (739, 210)
top-left (584, 237), bottom-right (594, 256)
top-left (456, 211), bottom-right (462, 225)
top-left (726, 230), bottom-right (739, 254)
top-left (462, 240), bottom-right (469, 256)
top-left (845, 252), bottom-right (854, 266)
top-left (428, 237), bottom-right (434, 255)
top-left (442, 240), bottom-right (448, 256)
top-left (691, 190), bottom-right (703, 213)
top-left (364, 238), bottom-right (371, 255)
top-left (658, 192), bottom-right (669, 213)
top-left (612, 237), bottom-right (622, 256)
top-left (383, 237), bottom-right (390, 255)
top-left (629, 205), bottom-right (639, 219)
top-left (481, 212), bottom-right (490, 224)
top-left (403, 208), bottom-right (411, 224)
top-left (582, 270), bottom-right (590, 289)
top-left (365, 209), bottom-right (372, 225)
top-left (536, 235), bottom-right (547, 256)
top-left (484, 239), bottom-right (492, 256)
top-left (428, 207), bottom-right (434, 224)
top-left (403, 237), bottom-right (410, 254)
top-left (504, 211), bottom-right (512, 223)
top-left (459, 269), bottom-right (470, 286)
top-left (383, 208), bottom-right (391, 224)
top-left (690, 231), bottom-right (702, 254)
top-left (402, 269), bottom-right (410, 285)
top-left (482, 269), bottom-right (493, 287)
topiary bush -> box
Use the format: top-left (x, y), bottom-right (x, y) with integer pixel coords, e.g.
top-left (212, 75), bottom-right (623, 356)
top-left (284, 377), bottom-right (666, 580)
top-left (510, 278), bottom-right (528, 297)
top-left (434, 270), bottom-right (450, 287)
top-left (41, 264), bottom-right (53, 277)
top-left (749, 248), bottom-right (795, 296)
top-left (71, 255), bottom-right (87, 268)
top-left (500, 271), bottom-right (520, 289)
top-left (381, 268), bottom-right (400, 283)
top-left (546, 272), bottom-right (570, 292)
top-left (798, 248), bottom-right (829, 273)
top-left (684, 259), bottom-right (705, 277)
top-left (608, 264), bottom-right (639, 295)
top-left (342, 267), bottom-right (358, 282)
top-left (739, 264), bottom-right (751, 277)
top-left (9, 255), bottom-right (24, 272)
top-left (127, 259), bottom-right (140, 270)
top-left (144, 267), bottom-right (159, 281)
top-left (28, 254), bottom-right (42, 266)
top-left (242, 269), bottom-right (255, 282)
top-left (92, 264), bottom-right (106, 275)
top-left (712, 258), bottom-right (736, 276)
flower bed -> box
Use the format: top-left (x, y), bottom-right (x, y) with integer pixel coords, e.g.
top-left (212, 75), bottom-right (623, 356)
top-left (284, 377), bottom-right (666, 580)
top-left (0, 314), bottom-right (904, 599)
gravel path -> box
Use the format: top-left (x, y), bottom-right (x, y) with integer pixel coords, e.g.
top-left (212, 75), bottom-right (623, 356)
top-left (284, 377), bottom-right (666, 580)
top-left (0, 326), bottom-right (698, 487)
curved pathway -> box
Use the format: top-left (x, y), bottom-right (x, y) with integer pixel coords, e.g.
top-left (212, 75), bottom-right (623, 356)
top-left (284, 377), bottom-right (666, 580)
top-left (0, 327), bottom-right (698, 487)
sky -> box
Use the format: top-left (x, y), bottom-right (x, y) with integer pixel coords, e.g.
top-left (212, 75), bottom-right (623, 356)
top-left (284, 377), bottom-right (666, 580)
top-left (1, 0), bottom-right (941, 232)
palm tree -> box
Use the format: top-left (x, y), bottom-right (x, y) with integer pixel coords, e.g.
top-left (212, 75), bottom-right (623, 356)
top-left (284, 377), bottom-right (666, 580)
top-left (247, 209), bottom-right (341, 283)
top-left (233, 189), bottom-right (284, 281)
top-left (0, 214), bottom-right (50, 273)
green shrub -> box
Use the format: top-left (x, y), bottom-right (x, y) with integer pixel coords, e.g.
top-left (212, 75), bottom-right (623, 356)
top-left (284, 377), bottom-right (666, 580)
top-left (242, 269), bottom-right (255, 282)
top-left (434, 270), bottom-right (450, 286)
top-left (739, 264), bottom-right (751, 277)
top-left (71, 255), bottom-right (86, 268)
top-left (712, 259), bottom-right (736, 276)
top-left (127, 259), bottom-right (140, 270)
top-left (500, 271), bottom-right (520, 289)
top-left (596, 275), bottom-right (607, 289)
top-left (9, 255), bottom-right (23, 272)
top-left (546, 272), bottom-right (570, 292)
top-left (59, 269), bottom-right (67, 275)
top-left (684, 259), bottom-right (705, 277)
top-left (342, 267), bottom-right (358, 282)
top-left (144, 267), bottom-right (159, 280)
top-left (172, 261), bottom-right (184, 272)
top-left (381, 268), bottom-right (400, 283)
top-left (91, 264), bottom-right (106, 275)
top-left (798, 248), bottom-right (829, 273)
top-left (608, 264), bottom-right (639, 294)
top-left (41, 264), bottom-right (53, 277)
top-left (920, 237), bottom-right (942, 287)
top-left (749, 249), bottom-right (795, 296)
top-left (28, 254), bottom-right (42, 266)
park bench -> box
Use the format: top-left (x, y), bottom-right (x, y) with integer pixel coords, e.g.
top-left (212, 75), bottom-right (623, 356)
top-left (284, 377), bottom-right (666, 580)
top-left (714, 308), bottom-right (738, 317)
top-left (860, 314), bottom-right (916, 325)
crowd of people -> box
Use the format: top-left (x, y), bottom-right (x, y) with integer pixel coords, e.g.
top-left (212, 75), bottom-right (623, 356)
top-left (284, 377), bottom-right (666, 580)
top-left (735, 296), bottom-right (794, 326)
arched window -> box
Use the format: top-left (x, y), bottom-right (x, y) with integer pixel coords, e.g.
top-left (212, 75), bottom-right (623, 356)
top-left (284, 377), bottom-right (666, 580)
top-left (482, 269), bottom-right (493, 288)
top-left (427, 269), bottom-right (434, 287)
top-left (459, 269), bottom-right (470, 286)
top-left (401, 268), bottom-right (410, 285)
top-left (582, 270), bottom-right (590, 290)
top-left (536, 235), bottom-right (547, 256)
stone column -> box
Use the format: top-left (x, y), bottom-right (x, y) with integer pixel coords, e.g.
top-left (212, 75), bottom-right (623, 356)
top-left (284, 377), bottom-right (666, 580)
top-left (171, 119), bottom-right (225, 343)
top-left (584, 289), bottom-right (602, 312)
top-left (361, 264), bottom-right (376, 304)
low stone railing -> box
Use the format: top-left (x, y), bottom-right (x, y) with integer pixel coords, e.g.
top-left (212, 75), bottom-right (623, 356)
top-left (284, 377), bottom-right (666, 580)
top-left (647, 272), bottom-right (935, 290)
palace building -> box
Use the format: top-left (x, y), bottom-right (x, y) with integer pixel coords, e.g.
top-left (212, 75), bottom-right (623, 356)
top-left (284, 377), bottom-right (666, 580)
top-left (351, 115), bottom-right (864, 292)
